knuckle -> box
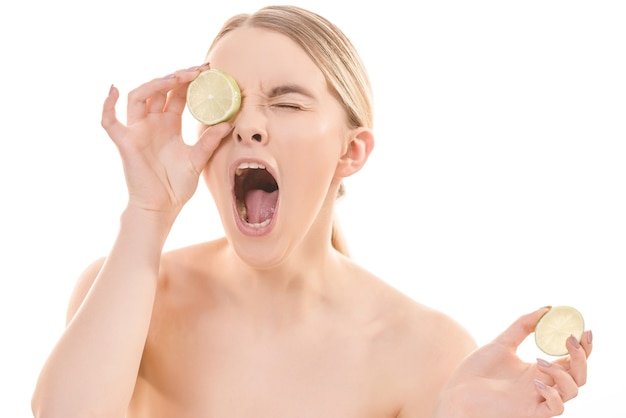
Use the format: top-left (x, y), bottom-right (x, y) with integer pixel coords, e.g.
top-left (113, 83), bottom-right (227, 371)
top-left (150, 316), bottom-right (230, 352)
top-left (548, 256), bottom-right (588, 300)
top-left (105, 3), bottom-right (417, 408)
top-left (127, 89), bottom-right (140, 102)
top-left (551, 400), bottom-right (565, 416)
top-left (571, 368), bottom-right (587, 386)
top-left (562, 385), bottom-right (579, 401)
top-left (101, 113), bottom-right (115, 130)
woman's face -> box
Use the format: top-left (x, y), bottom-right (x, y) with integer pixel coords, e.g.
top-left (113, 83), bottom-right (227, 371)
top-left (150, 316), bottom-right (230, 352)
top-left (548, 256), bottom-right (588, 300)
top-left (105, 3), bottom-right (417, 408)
top-left (203, 26), bottom-right (354, 267)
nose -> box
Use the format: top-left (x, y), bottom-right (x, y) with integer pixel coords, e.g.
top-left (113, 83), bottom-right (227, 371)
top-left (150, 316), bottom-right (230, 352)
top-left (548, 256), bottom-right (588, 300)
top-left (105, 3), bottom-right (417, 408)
top-left (237, 132), bottom-right (264, 143)
top-left (232, 102), bottom-right (268, 145)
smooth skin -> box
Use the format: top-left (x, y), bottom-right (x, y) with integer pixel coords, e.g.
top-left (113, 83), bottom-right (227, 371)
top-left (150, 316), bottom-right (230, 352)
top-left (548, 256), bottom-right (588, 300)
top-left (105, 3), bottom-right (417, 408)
top-left (31, 27), bottom-right (592, 418)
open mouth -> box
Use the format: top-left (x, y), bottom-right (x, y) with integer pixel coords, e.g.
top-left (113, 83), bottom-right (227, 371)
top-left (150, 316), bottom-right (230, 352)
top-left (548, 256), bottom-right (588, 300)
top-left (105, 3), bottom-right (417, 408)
top-left (234, 162), bottom-right (279, 228)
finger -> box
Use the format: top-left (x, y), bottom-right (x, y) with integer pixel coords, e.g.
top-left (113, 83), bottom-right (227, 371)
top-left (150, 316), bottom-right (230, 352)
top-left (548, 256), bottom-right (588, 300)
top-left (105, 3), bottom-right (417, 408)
top-left (126, 75), bottom-right (179, 124)
top-left (494, 307), bottom-right (551, 350)
top-left (580, 329), bottom-right (593, 358)
top-left (537, 359), bottom-right (579, 402)
top-left (565, 334), bottom-right (588, 386)
top-left (146, 90), bottom-right (168, 114)
top-left (533, 380), bottom-right (565, 417)
top-left (164, 63), bottom-right (211, 115)
top-left (101, 85), bottom-right (127, 145)
top-left (189, 122), bottom-right (234, 173)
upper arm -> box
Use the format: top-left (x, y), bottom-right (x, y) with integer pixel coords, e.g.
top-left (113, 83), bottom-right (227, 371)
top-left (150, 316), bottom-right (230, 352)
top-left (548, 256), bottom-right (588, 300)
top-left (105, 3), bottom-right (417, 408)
top-left (396, 309), bottom-right (477, 418)
top-left (65, 257), bottom-right (107, 325)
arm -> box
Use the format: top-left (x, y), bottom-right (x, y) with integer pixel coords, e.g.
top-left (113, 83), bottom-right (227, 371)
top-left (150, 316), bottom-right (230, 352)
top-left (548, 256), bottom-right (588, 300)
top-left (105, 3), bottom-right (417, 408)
top-left (32, 208), bottom-right (172, 418)
top-left (396, 308), bottom-right (477, 418)
top-left (432, 307), bottom-right (593, 418)
top-left (31, 64), bottom-right (233, 418)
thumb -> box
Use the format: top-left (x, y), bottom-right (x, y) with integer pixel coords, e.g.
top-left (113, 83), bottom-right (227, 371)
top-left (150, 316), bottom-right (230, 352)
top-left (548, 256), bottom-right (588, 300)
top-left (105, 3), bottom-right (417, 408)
top-left (493, 306), bottom-right (551, 350)
top-left (101, 85), bottom-right (127, 146)
top-left (189, 122), bottom-right (234, 172)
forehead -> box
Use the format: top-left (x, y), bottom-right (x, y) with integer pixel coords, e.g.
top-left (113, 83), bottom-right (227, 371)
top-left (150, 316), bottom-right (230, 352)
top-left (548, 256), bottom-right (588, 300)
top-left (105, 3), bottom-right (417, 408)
top-left (207, 27), bottom-right (327, 94)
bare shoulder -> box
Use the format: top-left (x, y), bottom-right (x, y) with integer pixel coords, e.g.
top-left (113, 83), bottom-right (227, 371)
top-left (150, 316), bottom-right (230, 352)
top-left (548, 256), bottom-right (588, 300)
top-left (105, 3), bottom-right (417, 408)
top-left (64, 239), bottom-right (225, 326)
top-left (351, 269), bottom-right (477, 416)
top-left (158, 238), bottom-right (228, 283)
top-left (147, 238), bottom-right (231, 316)
top-left (352, 268), bottom-right (476, 355)
top-left (393, 295), bottom-right (476, 355)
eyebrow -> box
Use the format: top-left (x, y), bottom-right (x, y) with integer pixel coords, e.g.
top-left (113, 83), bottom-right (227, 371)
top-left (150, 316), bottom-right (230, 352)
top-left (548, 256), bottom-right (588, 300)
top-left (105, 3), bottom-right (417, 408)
top-left (267, 84), bottom-right (316, 99)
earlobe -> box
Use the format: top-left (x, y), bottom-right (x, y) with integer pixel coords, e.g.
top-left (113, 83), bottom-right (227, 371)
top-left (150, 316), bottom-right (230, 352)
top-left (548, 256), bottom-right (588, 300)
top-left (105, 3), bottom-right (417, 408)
top-left (335, 127), bottom-right (375, 178)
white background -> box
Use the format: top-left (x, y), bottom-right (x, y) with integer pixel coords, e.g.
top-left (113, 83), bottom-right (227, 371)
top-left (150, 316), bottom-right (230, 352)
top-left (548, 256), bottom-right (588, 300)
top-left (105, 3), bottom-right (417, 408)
top-left (1, 0), bottom-right (624, 416)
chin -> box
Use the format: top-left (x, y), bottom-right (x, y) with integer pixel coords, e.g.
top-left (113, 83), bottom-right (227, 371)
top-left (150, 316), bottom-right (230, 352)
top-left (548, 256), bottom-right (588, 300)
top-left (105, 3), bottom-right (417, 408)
top-left (230, 237), bottom-right (291, 270)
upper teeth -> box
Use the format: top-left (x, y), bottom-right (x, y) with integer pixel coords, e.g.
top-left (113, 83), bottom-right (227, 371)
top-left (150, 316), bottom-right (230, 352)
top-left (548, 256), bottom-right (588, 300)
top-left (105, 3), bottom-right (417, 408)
top-left (236, 162), bottom-right (266, 175)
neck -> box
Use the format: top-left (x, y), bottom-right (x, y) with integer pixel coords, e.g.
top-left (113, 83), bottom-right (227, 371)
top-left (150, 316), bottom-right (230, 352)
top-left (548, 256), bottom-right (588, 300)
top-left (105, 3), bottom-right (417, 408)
top-left (225, 242), bottom-right (347, 329)
top-left (221, 184), bottom-right (347, 326)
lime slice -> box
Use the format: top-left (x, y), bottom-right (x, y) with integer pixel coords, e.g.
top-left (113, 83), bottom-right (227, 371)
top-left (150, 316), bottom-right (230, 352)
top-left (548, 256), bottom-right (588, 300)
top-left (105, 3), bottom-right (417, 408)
top-left (534, 306), bottom-right (584, 356)
top-left (186, 68), bottom-right (241, 125)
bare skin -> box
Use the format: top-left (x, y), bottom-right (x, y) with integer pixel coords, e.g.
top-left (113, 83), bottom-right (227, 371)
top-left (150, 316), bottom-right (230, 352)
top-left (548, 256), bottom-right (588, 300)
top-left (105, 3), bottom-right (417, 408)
top-left (68, 241), bottom-right (476, 418)
top-left (32, 25), bottom-right (592, 418)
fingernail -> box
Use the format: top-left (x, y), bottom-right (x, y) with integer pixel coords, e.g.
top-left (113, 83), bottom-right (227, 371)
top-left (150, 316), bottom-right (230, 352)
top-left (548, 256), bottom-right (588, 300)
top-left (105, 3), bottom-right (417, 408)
top-left (587, 330), bottom-right (593, 344)
top-left (163, 73), bottom-right (176, 79)
top-left (537, 358), bottom-right (551, 368)
top-left (185, 65), bottom-right (201, 72)
top-left (109, 84), bottom-right (115, 95)
top-left (199, 62), bottom-right (211, 70)
top-left (534, 379), bottom-right (547, 390)
top-left (568, 334), bottom-right (581, 349)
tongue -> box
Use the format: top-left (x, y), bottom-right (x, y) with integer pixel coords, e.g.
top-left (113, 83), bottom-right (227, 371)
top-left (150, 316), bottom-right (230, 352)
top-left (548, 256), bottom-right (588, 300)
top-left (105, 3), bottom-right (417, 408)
top-left (244, 189), bottom-right (278, 224)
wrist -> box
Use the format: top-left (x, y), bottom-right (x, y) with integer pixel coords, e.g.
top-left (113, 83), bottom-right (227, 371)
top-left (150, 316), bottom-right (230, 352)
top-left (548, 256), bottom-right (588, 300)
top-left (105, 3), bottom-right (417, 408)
top-left (119, 205), bottom-right (177, 245)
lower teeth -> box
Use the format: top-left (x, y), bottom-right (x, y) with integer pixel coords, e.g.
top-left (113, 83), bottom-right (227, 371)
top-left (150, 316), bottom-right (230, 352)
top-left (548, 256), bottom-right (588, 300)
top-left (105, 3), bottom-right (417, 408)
top-left (246, 218), bottom-right (271, 228)
top-left (237, 200), bottom-right (272, 228)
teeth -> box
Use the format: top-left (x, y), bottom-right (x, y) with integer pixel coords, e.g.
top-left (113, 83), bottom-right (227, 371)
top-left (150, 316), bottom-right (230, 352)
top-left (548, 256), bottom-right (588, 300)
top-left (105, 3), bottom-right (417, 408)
top-left (246, 219), bottom-right (271, 229)
top-left (236, 200), bottom-right (271, 229)
top-left (235, 161), bottom-right (273, 229)
top-left (236, 200), bottom-right (246, 219)
top-left (236, 161), bottom-right (266, 176)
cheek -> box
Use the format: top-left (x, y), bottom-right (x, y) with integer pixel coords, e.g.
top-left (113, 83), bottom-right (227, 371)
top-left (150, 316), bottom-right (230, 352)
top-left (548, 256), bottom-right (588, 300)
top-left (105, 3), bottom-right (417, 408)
top-left (203, 149), bottom-right (230, 204)
top-left (278, 125), bottom-right (345, 190)
top-left (202, 169), bottom-right (216, 195)
top-left (277, 112), bottom-right (345, 156)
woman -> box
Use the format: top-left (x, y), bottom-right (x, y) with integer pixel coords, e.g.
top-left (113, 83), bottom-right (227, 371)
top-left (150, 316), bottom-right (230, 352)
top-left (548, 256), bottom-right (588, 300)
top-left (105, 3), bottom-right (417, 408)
top-left (31, 6), bottom-right (592, 418)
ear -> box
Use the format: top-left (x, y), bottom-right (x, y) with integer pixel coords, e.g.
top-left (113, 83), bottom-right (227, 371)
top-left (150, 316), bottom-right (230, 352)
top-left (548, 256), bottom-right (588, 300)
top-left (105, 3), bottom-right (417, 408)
top-left (335, 127), bottom-right (375, 178)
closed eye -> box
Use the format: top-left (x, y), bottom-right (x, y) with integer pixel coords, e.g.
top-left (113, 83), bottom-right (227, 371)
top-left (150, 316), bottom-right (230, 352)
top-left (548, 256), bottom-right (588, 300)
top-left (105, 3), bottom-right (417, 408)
top-left (273, 103), bottom-right (303, 110)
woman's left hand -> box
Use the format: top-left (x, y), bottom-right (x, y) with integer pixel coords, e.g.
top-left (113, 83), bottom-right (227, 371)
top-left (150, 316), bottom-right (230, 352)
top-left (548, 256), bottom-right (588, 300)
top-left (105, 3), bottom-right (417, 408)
top-left (433, 307), bottom-right (593, 418)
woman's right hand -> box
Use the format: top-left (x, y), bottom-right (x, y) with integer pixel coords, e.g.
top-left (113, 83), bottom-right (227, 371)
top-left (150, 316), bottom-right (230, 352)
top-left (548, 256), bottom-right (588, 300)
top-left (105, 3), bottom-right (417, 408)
top-left (101, 64), bottom-right (233, 218)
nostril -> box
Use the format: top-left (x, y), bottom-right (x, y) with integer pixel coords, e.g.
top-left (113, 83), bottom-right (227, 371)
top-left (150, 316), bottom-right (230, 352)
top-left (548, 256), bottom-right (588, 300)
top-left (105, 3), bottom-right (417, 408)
top-left (236, 132), bottom-right (263, 143)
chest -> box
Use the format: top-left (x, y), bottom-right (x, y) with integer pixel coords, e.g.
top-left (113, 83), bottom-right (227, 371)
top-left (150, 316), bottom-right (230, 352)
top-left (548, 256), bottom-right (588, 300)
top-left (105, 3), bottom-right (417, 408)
top-left (133, 300), bottom-right (399, 417)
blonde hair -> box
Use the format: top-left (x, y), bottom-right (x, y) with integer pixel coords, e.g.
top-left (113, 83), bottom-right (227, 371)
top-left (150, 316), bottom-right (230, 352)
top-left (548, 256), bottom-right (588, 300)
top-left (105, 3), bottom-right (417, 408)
top-left (209, 6), bottom-right (374, 256)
